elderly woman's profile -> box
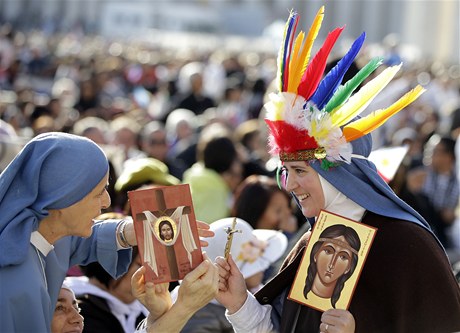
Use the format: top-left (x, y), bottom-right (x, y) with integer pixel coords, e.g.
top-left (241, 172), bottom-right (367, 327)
top-left (303, 224), bottom-right (361, 308)
top-left (158, 219), bottom-right (174, 242)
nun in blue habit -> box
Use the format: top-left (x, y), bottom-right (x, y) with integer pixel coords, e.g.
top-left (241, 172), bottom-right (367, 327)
top-left (0, 132), bottom-right (135, 332)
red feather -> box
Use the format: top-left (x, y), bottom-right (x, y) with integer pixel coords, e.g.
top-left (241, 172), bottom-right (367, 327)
top-left (265, 119), bottom-right (318, 154)
top-left (297, 27), bottom-right (344, 100)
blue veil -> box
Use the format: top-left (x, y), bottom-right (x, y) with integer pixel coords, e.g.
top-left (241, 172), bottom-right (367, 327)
top-left (311, 133), bottom-right (433, 232)
top-left (0, 132), bottom-right (109, 267)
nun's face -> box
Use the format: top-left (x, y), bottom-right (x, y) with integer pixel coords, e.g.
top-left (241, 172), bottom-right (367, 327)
top-left (284, 161), bottom-right (325, 218)
top-left (60, 172), bottom-right (111, 238)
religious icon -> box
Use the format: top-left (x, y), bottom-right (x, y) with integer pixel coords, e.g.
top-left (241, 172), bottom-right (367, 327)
top-left (224, 217), bottom-right (242, 260)
top-left (288, 210), bottom-right (377, 312)
top-left (128, 184), bottom-right (203, 283)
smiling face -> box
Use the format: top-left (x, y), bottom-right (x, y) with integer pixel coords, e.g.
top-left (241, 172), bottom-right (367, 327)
top-left (283, 161), bottom-right (325, 218)
top-left (51, 288), bottom-right (84, 333)
top-left (59, 172), bottom-right (111, 238)
top-left (315, 235), bottom-right (352, 285)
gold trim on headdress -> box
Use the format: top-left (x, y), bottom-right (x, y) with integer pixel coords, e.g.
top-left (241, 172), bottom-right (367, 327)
top-left (280, 148), bottom-right (327, 161)
top-left (265, 8), bottom-right (425, 170)
top-left (318, 237), bottom-right (358, 255)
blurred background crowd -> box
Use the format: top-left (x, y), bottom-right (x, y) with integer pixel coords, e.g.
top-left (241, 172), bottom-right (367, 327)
top-left (1, 1), bottom-right (459, 331)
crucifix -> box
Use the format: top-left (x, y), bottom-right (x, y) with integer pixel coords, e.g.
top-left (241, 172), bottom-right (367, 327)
top-left (224, 217), bottom-right (242, 260)
top-left (137, 188), bottom-right (191, 280)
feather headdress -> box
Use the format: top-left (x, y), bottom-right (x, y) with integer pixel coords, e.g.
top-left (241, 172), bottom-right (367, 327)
top-left (265, 8), bottom-right (425, 169)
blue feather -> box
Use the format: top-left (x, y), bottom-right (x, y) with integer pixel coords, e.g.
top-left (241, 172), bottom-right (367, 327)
top-left (310, 32), bottom-right (366, 109)
top-left (281, 11), bottom-right (298, 91)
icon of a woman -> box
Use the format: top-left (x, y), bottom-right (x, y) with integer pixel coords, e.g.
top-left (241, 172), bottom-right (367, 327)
top-left (303, 224), bottom-right (361, 308)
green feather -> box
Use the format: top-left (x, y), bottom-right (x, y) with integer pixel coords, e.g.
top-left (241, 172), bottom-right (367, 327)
top-left (325, 57), bottom-right (384, 113)
top-left (320, 159), bottom-right (340, 170)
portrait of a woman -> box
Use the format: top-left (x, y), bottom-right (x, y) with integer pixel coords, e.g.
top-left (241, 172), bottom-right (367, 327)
top-left (303, 225), bottom-right (361, 308)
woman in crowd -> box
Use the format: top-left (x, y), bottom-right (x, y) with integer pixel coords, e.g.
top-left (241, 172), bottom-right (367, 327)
top-left (0, 132), bottom-right (137, 332)
top-left (51, 283), bottom-right (84, 333)
top-left (232, 175), bottom-right (298, 237)
top-left (66, 243), bottom-right (148, 333)
top-left (215, 7), bottom-right (460, 333)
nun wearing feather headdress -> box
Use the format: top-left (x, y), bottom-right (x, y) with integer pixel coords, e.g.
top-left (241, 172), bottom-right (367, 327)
top-left (215, 7), bottom-right (460, 333)
top-left (0, 132), bottom-right (136, 332)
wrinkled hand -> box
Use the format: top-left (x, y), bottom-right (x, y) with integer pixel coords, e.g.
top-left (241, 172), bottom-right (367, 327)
top-left (131, 266), bottom-right (172, 320)
top-left (215, 254), bottom-right (248, 314)
top-left (176, 253), bottom-right (219, 312)
top-left (197, 220), bottom-right (215, 247)
top-left (319, 309), bottom-right (355, 333)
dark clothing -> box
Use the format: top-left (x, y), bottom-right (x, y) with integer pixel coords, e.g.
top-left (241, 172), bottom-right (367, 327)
top-left (255, 212), bottom-right (460, 333)
top-left (77, 293), bottom-right (145, 333)
top-left (180, 302), bottom-right (235, 333)
top-left (175, 93), bottom-right (215, 115)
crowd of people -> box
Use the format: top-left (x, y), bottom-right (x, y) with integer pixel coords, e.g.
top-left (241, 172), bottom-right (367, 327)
top-left (1, 6), bottom-right (460, 332)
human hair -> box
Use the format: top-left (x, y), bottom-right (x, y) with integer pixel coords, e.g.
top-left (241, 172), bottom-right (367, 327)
top-left (80, 247), bottom-right (139, 288)
top-left (201, 136), bottom-right (237, 174)
top-left (438, 136), bottom-right (456, 160)
top-left (159, 220), bottom-right (174, 241)
top-left (303, 224), bottom-right (361, 308)
top-left (232, 175), bottom-right (290, 229)
top-left (234, 119), bottom-right (262, 151)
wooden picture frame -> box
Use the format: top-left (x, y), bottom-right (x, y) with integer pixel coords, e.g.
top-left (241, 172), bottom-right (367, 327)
top-left (128, 184), bottom-right (203, 283)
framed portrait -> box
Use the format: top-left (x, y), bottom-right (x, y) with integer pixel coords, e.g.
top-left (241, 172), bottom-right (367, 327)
top-left (288, 210), bottom-right (377, 312)
top-left (128, 184), bottom-right (203, 283)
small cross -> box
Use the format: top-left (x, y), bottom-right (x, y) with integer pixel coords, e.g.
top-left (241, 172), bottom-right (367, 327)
top-left (224, 218), bottom-right (242, 260)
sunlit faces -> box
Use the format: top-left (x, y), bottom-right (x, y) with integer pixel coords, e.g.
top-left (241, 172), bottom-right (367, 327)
top-left (283, 162), bottom-right (325, 218)
top-left (51, 288), bottom-right (83, 333)
top-left (59, 172), bottom-right (111, 238)
top-left (314, 236), bottom-right (352, 286)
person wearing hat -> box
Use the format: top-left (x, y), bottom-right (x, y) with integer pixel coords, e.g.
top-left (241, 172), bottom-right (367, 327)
top-left (0, 132), bottom-right (137, 332)
top-left (216, 8), bottom-right (460, 333)
top-left (51, 283), bottom-right (84, 333)
top-left (114, 157), bottom-right (180, 213)
top-left (180, 217), bottom-right (287, 333)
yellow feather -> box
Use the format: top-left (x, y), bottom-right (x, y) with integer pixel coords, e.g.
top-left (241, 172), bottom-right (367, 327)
top-left (330, 64), bottom-right (402, 127)
top-left (343, 85), bottom-right (425, 142)
top-left (287, 31), bottom-right (305, 93)
top-left (295, 6), bottom-right (325, 86)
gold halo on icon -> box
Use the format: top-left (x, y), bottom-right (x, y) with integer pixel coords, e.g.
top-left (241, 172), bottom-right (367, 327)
top-left (155, 215), bottom-right (177, 243)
